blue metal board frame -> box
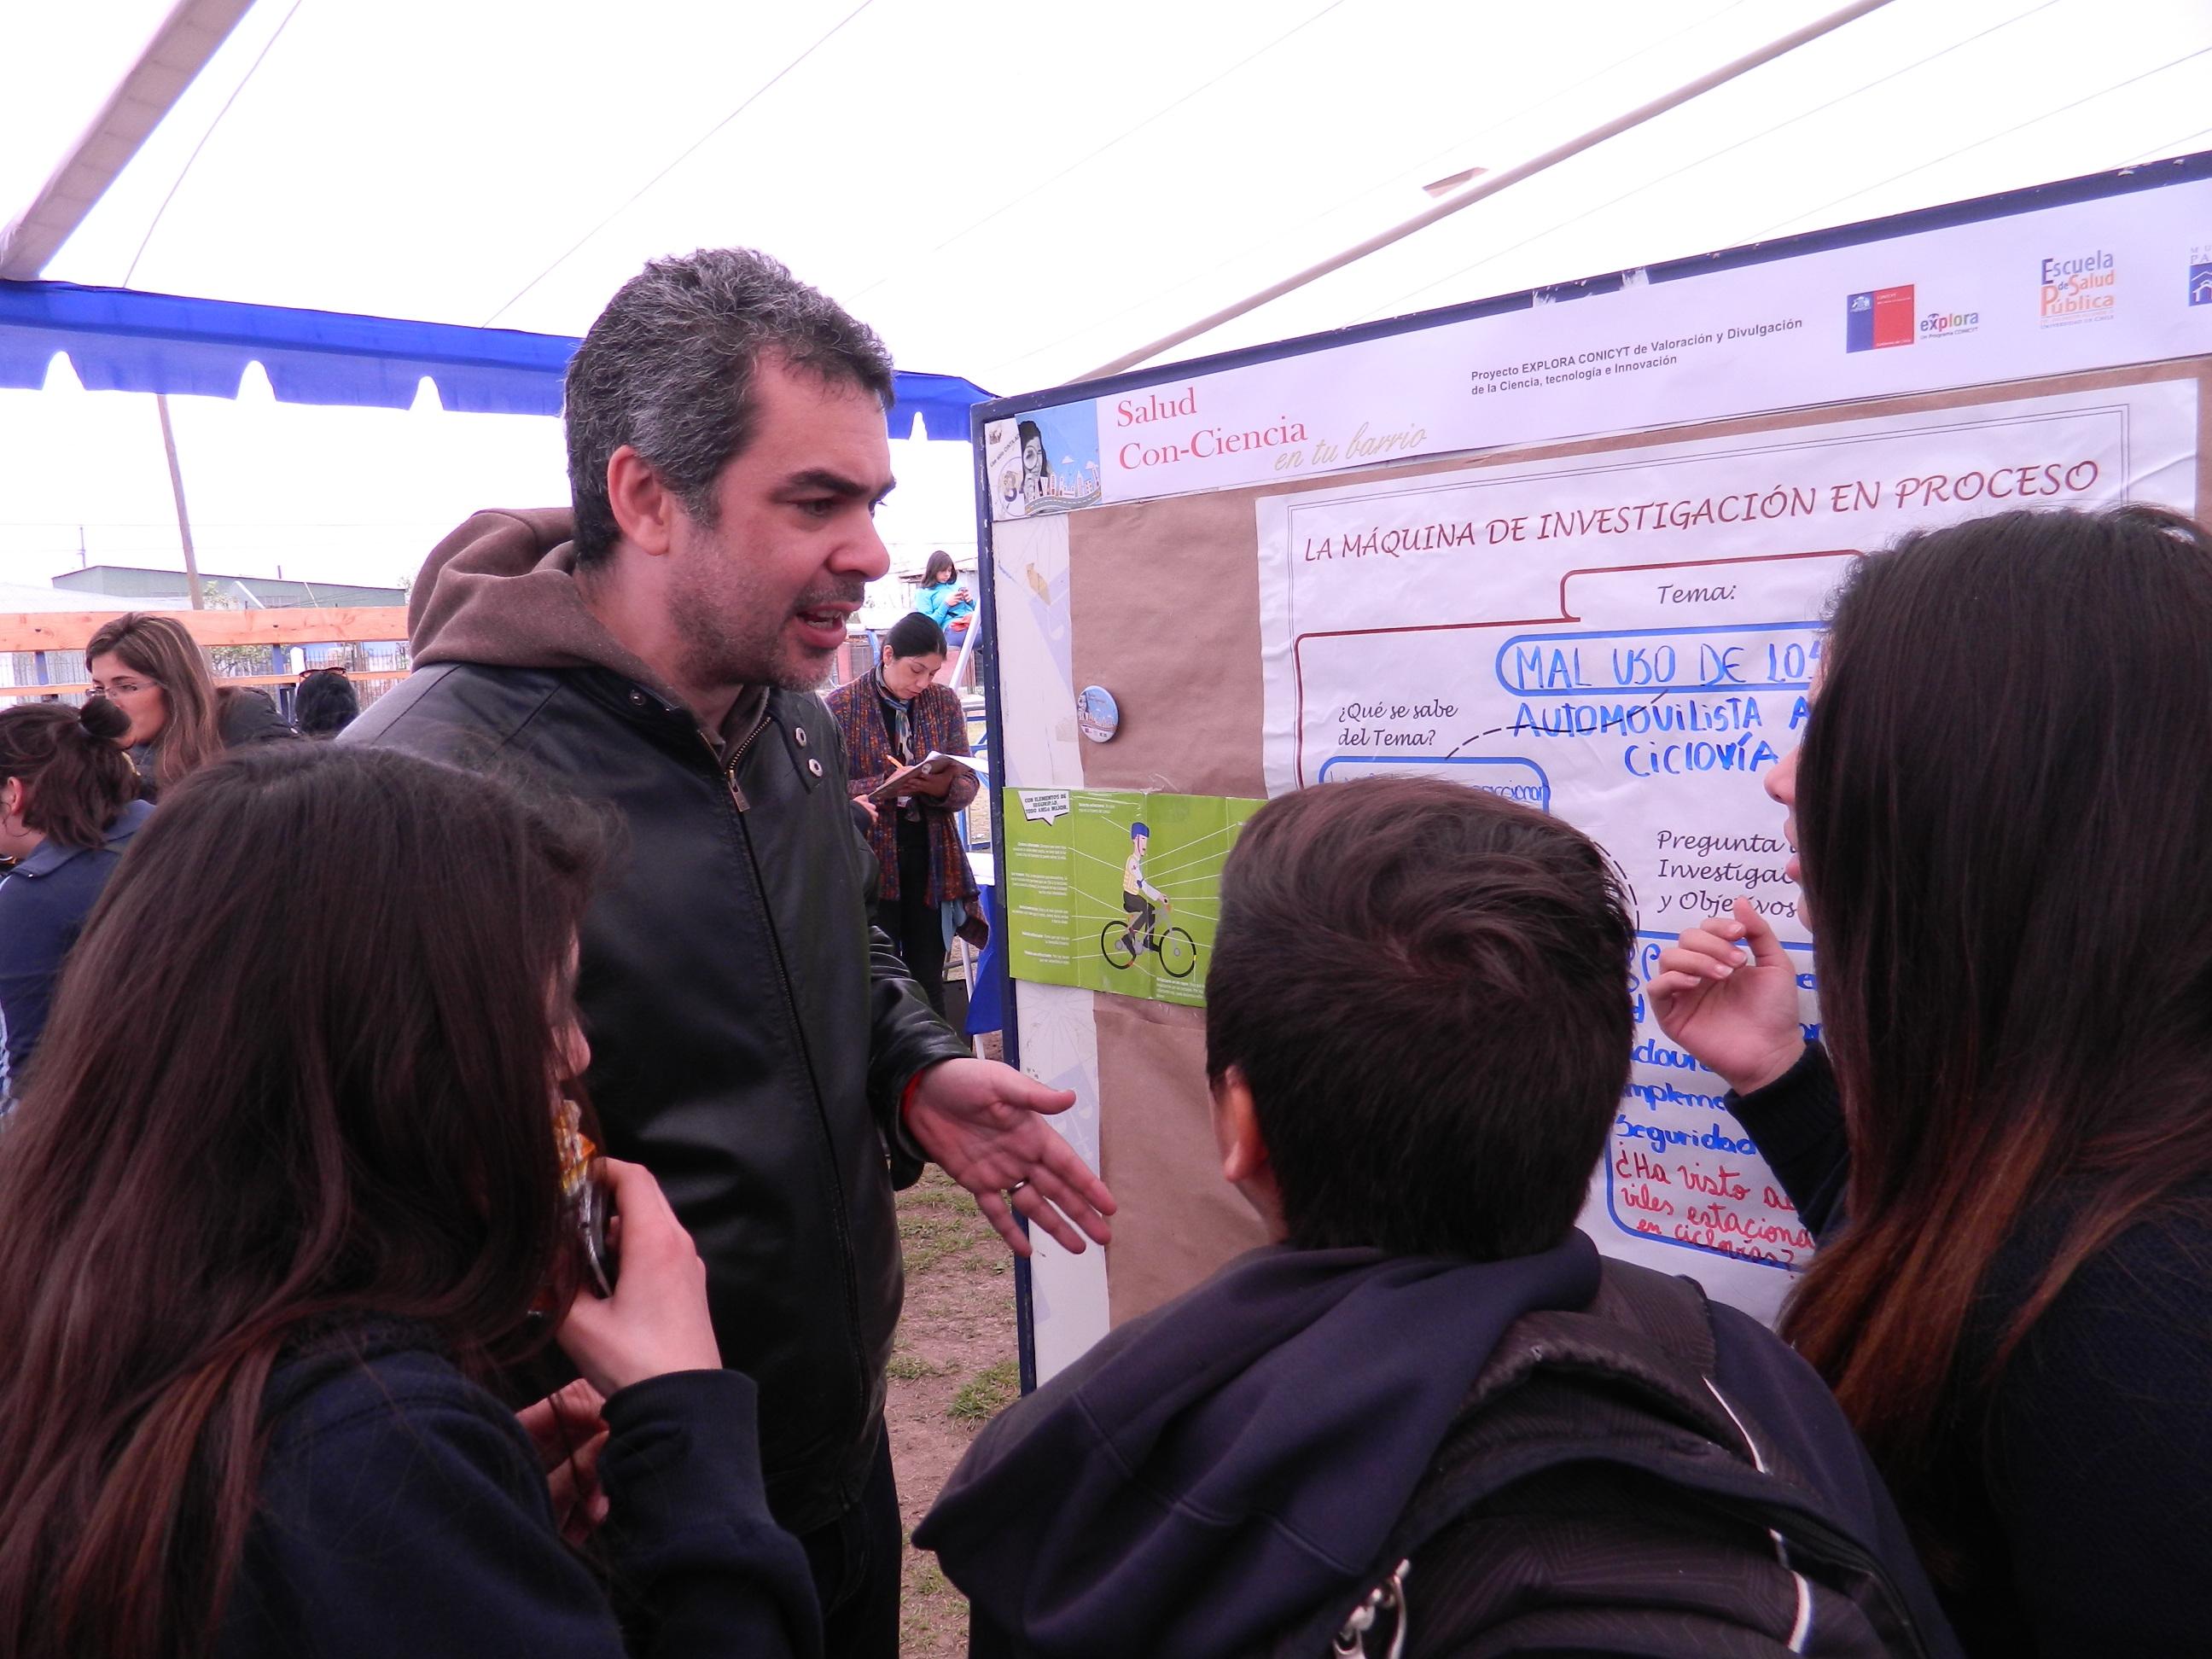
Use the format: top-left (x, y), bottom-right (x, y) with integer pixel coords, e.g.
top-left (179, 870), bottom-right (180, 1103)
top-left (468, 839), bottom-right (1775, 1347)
top-left (975, 147), bottom-right (2212, 1394)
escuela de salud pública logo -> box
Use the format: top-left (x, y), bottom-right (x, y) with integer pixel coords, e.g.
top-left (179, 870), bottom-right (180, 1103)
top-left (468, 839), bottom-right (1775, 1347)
top-left (1845, 284), bottom-right (1979, 350)
top-left (2039, 250), bottom-right (2116, 325)
top-left (2189, 247), bottom-right (2212, 307)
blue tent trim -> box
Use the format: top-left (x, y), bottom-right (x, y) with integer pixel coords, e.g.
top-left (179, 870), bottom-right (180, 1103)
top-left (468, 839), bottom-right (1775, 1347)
top-left (0, 279), bottom-right (992, 435)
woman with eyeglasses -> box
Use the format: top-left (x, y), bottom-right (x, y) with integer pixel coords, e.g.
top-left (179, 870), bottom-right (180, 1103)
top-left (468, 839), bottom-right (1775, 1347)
top-left (1650, 506), bottom-right (2212, 1654)
top-left (0, 696), bottom-right (146, 1107)
top-left (85, 612), bottom-right (291, 799)
top-left (0, 742), bottom-right (818, 1658)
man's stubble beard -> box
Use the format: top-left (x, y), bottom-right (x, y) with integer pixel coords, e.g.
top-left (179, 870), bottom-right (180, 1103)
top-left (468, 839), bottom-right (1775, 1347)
top-left (667, 559), bottom-right (846, 695)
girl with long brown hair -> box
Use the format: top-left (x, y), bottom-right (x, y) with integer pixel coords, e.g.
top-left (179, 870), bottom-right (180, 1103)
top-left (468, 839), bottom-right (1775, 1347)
top-left (0, 696), bottom-right (144, 1102)
top-left (1651, 505), bottom-right (2212, 1653)
top-left (0, 742), bottom-right (817, 1658)
top-left (84, 611), bottom-right (288, 797)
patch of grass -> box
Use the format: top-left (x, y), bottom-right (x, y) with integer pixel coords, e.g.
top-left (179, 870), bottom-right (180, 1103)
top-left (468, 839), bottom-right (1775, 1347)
top-left (886, 1351), bottom-right (948, 1381)
top-left (948, 1359), bottom-right (1020, 1423)
top-left (908, 1556), bottom-right (948, 1598)
top-left (899, 1171), bottom-right (997, 1277)
top-left (905, 1237), bottom-right (976, 1275)
top-left (899, 1186), bottom-right (972, 1213)
top-left (901, 1529), bottom-right (964, 1656)
top-left (902, 1190), bottom-right (999, 1276)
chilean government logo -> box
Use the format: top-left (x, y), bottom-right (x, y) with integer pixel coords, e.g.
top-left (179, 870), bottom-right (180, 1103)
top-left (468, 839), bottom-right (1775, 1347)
top-left (1846, 285), bottom-right (1914, 352)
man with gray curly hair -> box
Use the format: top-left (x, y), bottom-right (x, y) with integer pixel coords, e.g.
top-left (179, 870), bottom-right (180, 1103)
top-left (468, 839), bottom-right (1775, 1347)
top-left (350, 247), bottom-right (1115, 1655)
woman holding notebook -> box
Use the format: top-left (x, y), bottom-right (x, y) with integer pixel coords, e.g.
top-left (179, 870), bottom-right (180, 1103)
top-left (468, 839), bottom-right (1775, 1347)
top-left (829, 613), bottom-right (984, 1016)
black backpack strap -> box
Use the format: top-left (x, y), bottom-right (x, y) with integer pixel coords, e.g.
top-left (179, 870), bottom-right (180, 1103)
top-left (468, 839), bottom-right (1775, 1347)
top-left (1278, 1260), bottom-right (1936, 1659)
top-left (1575, 1249), bottom-right (1719, 1369)
top-left (1382, 1260), bottom-right (1757, 1561)
top-left (1272, 1262), bottom-right (1742, 1657)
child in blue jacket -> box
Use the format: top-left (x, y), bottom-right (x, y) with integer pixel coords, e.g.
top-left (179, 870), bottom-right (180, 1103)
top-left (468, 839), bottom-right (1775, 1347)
top-left (0, 697), bottom-right (146, 1106)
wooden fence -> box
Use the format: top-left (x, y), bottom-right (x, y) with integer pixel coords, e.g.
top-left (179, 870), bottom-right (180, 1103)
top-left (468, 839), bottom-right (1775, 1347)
top-left (0, 607), bottom-right (411, 699)
top-left (4, 607), bottom-right (906, 701)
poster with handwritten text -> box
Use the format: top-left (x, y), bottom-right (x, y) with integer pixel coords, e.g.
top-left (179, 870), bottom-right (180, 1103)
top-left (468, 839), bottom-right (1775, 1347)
top-left (1254, 381), bottom-right (2197, 1321)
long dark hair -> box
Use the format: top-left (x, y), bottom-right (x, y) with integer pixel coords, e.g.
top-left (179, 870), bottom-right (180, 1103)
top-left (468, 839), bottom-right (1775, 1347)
top-left (1783, 505), bottom-right (2212, 1566)
top-left (0, 743), bottom-right (606, 1657)
top-left (922, 549), bottom-right (958, 588)
top-left (0, 698), bottom-right (137, 848)
top-left (85, 612), bottom-right (223, 790)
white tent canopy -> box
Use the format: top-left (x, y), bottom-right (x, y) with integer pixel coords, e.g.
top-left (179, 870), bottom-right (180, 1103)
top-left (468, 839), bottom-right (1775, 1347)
top-left (9, 0), bottom-right (2209, 391)
top-left (3, 0), bottom-right (2209, 593)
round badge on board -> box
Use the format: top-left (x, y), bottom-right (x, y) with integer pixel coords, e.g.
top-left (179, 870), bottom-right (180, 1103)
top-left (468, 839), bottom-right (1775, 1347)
top-left (1076, 685), bottom-right (1120, 743)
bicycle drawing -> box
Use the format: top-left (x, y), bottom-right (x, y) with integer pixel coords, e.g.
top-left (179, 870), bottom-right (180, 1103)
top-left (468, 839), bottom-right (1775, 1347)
top-left (1096, 818), bottom-right (1198, 978)
top-left (1099, 900), bottom-right (1197, 978)
top-left (1004, 788), bottom-right (1255, 1005)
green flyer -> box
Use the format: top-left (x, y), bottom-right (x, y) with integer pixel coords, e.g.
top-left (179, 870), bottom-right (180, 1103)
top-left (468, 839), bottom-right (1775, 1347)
top-left (1001, 788), bottom-right (1261, 1007)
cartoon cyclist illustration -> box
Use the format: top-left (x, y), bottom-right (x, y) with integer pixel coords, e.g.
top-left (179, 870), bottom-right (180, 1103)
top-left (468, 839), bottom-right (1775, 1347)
top-left (1098, 817), bottom-right (1199, 980)
top-left (1118, 820), bottom-right (1167, 956)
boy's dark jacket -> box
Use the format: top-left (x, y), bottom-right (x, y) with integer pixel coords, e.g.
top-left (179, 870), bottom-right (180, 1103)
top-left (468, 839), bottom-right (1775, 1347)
top-left (917, 1232), bottom-right (1958, 1658)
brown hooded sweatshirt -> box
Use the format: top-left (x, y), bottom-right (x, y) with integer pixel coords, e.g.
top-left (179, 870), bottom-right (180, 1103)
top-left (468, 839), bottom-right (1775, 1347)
top-left (407, 506), bottom-right (767, 756)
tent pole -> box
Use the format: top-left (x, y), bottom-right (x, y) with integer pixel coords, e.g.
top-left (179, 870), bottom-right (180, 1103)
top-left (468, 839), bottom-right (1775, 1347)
top-left (1081, 0), bottom-right (1895, 380)
top-left (0, 0), bottom-right (256, 279)
top-left (155, 393), bottom-right (205, 608)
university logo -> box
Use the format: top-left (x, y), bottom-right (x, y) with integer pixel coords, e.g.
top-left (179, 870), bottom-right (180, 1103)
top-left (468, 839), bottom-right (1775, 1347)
top-left (1846, 285), bottom-right (1914, 352)
top-left (2189, 247), bottom-right (2212, 308)
top-left (2038, 250), bottom-right (2116, 325)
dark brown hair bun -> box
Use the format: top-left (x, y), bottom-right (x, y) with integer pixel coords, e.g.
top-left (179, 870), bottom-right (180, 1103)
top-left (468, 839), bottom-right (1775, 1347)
top-left (78, 698), bottom-right (131, 744)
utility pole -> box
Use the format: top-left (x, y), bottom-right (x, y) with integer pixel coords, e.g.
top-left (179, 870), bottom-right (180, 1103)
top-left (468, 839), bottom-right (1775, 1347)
top-left (154, 392), bottom-right (203, 608)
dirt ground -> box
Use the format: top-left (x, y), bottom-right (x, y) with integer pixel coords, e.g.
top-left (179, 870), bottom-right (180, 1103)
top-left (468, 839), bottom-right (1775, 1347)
top-left (887, 1161), bottom-right (1020, 1657)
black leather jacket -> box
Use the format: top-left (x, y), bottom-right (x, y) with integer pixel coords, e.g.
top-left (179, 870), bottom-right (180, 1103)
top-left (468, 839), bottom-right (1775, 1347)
top-left (347, 661), bottom-right (968, 1532)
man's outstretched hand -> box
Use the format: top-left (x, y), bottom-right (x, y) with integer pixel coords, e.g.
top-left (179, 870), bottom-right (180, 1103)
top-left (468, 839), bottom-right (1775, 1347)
top-left (904, 1058), bottom-right (1116, 1257)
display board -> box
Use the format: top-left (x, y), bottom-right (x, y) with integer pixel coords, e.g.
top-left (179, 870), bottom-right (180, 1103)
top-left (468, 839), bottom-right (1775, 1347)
top-left (975, 154), bottom-right (2212, 1376)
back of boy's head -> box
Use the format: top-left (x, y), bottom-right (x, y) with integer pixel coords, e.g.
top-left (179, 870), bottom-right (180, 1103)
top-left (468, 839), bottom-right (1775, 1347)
top-left (1206, 777), bottom-right (1634, 1261)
